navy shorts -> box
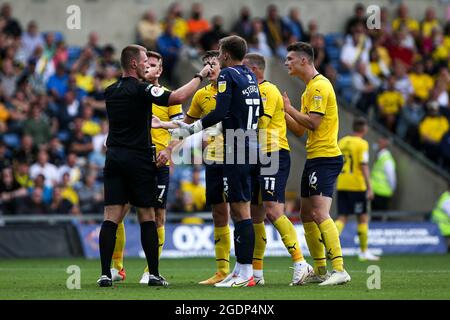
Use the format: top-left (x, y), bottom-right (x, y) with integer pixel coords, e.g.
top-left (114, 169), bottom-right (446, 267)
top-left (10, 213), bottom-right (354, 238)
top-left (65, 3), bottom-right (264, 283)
top-left (152, 166), bottom-right (170, 209)
top-left (256, 149), bottom-right (291, 203)
top-left (223, 163), bottom-right (254, 203)
top-left (205, 163), bottom-right (226, 205)
top-left (104, 147), bottom-right (156, 208)
top-left (300, 156), bottom-right (343, 198)
top-left (337, 191), bottom-right (368, 215)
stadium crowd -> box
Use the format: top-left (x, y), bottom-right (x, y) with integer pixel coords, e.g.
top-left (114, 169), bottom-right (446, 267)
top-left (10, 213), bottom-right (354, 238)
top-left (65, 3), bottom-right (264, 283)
top-left (0, 2), bottom-right (449, 216)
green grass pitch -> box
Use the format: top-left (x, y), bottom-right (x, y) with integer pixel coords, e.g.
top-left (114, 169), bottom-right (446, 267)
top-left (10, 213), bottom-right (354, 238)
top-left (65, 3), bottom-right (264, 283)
top-left (1, 255), bottom-right (449, 300)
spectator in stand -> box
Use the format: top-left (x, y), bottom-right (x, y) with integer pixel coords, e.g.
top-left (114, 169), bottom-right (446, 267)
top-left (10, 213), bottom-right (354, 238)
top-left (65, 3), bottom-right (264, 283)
top-left (419, 101), bottom-right (450, 162)
top-left (377, 75), bottom-right (405, 133)
top-left (14, 160), bottom-right (33, 189)
top-left (47, 62), bottom-right (69, 101)
top-left (165, 2), bottom-right (188, 42)
top-left (29, 149), bottom-right (59, 187)
top-left (19, 187), bottom-right (49, 214)
top-left (86, 31), bottom-right (103, 57)
top-left (0, 3), bottom-right (22, 38)
top-left (42, 32), bottom-right (56, 62)
top-left (187, 3), bottom-right (210, 36)
top-left (75, 62), bottom-right (94, 94)
top-left (284, 7), bottom-right (305, 42)
top-left (180, 168), bottom-right (206, 212)
top-left (21, 21), bottom-right (44, 62)
top-left (263, 4), bottom-right (291, 58)
top-left (29, 173), bottom-right (53, 204)
top-left (345, 3), bottom-right (367, 35)
top-left (0, 167), bottom-right (27, 214)
top-left (77, 171), bottom-right (103, 214)
top-left (92, 119), bottom-right (108, 153)
top-left (68, 117), bottom-right (93, 158)
top-left (0, 58), bottom-right (18, 100)
top-left (368, 47), bottom-right (390, 81)
top-left (137, 10), bottom-right (162, 51)
top-left (432, 67), bottom-right (450, 113)
top-left (302, 19), bottom-right (319, 43)
top-left (55, 90), bottom-right (81, 135)
top-left (98, 44), bottom-right (121, 75)
top-left (421, 7), bottom-right (440, 43)
top-left (58, 152), bottom-right (81, 187)
top-left (48, 186), bottom-right (76, 215)
top-left (231, 6), bottom-right (253, 42)
top-left (0, 141), bottom-right (12, 170)
top-left (392, 3), bottom-right (420, 39)
top-left (157, 19), bottom-right (183, 86)
top-left (310, 33), bottom-right (329, 74)
top-left (352, 61), bottom-right (379, 114)
top-left (47, 136), bottom-right (65, 167)
top-left (386, 30), bottom-right (415, 68)
top-left (248, 18), bottom-right (273, 57)
top-left (408, 60), bottom-right (435, 102)
top-left (393, 60), bottom-right (414, 101)
top-left (199, 16), bottom-right (228, 52)
top-left (22, 101), bottom-right (52, 147)
top-left (396, 96), bottom-right (425, 146)
top-left (13, 134), bottom-right (37, 165)
top-left (80, 104), bottom-right (100, 137)
top-left (53, 41), bottom-right (68, 67)
top-left (340, 22), bottom-right (372, 71)
top-left (59, 171), bottom-right (79, 207)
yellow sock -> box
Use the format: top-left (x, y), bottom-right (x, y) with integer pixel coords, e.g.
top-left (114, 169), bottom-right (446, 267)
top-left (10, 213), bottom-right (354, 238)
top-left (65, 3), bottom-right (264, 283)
top-left (273, 215), bottom-right (304, 263)
top-left (112, 222), bottom-right (126, 270)
top-left (144, 226), bottom-right (166, 273)
top-left (335, 220), bottom-right (345, 235)
top-left (157, 226), bottom-right (165, 259)
top-left (318, 218), bottom-right (344, 272)
top-left (214, 225), bottom-right (231, 275)
top-left (253, 222), bottom-right (266, 271)
top-left (303, 221), bottom-right (327, 275)
top-left (358, 223), bottom-right (369, 252)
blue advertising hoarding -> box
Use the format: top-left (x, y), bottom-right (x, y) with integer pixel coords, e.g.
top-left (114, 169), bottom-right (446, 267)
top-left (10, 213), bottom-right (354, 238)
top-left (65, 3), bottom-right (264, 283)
top-left (75, 221), bottom-right (448, 259)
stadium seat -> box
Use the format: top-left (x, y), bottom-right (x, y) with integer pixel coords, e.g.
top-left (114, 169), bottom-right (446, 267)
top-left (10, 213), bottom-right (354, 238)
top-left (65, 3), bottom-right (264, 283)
top-left (2, 133), bottom-right (20, 149)
top-left (324, 32), bottom-right (344, 48)
top-left (326, 46), bottom-right (341, 62)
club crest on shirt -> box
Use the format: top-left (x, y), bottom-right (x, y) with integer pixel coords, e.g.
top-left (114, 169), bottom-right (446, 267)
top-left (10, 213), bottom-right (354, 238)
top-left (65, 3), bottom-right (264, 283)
top-left (313, 95), bottom-right (322, 110)
top-left (218, 81), bottom-right (227, 93)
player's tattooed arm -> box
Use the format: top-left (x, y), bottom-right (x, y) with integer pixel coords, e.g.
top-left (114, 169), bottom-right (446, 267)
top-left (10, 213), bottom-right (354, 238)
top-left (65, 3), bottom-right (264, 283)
top-left (283, 92), bottom-right (322, 131)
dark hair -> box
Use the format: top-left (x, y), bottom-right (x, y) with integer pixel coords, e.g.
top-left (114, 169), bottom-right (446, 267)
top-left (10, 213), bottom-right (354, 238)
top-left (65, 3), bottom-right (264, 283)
top-left (147, 50), bottom-right (163, 65)
top-left (353, 117), bottom-right (368, 132)
top-left (287, 41), bottom-right (315, 63)
top-left (219, 35), bottom-right (248, 61)
top-left (244, 53), bottom-right (266, 70)
top-left (202, 50), bottom-right (219, 63)
top-left (120, 45), bottom-right (146, 70)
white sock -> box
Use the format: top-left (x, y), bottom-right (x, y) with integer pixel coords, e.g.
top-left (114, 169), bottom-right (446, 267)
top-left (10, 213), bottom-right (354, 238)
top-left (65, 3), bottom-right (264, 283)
top-left (239, 264), bottom-right (253, 279)
top-left (232, 262), bottom-right (241, 275)
top-left (253, 269), bottom-right (264, 278)
top-left (294, 260), bottom-right (307, 268)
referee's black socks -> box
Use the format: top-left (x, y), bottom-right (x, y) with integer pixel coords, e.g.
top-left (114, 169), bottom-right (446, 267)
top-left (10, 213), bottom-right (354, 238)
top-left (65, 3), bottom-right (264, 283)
top-left (99, 220), bottom-right (118, 278)
top-left (140, 221), bottom-right (159, 277)
top-left (234, 219), bottom-right (255, 265)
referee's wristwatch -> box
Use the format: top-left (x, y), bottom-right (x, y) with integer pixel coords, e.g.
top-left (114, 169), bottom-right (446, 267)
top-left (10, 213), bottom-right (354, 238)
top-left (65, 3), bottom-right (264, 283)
top-left (193, 73), bottom-right (204, 82)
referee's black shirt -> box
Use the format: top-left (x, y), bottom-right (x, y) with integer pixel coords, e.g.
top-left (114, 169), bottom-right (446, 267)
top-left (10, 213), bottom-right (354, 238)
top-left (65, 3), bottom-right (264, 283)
top-left (105, 77), bottom-right (171, 151)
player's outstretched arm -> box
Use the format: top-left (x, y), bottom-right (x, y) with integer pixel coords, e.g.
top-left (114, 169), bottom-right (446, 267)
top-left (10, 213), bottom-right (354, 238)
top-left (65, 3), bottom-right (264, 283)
top-left (167, 64), bottom-right (212, 105)
top-left (151, 115), bottom-right (180, 129)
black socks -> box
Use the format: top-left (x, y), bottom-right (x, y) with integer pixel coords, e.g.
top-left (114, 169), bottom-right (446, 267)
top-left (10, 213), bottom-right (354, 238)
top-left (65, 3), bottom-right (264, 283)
top-left (99, 220), bottom-right (118, 278)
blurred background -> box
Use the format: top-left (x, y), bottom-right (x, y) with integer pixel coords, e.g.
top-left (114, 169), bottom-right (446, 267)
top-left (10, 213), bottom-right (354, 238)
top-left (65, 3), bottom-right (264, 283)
top-left (0, 0), bottom-right (449, 259)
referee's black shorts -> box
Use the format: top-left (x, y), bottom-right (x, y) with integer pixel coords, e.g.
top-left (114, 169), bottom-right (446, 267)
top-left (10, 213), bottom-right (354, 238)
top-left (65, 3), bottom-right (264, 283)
top-left (103, 147), bottom-right (156, 208)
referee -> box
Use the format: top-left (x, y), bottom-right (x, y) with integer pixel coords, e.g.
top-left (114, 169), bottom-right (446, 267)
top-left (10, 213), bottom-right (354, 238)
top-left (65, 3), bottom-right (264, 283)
top-left (97, 45), bottom-right (211, 287)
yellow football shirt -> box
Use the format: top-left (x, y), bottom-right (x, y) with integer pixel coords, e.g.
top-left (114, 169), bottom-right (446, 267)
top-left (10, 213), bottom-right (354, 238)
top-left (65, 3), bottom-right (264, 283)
top-left (377, 91), bottom-right (405, 115)
top-left (392, 18), bottom-right (420, 33)
top-left (409, 73), bottom-right (434, 101)
top-left (300, 74), bottom-right (341, 159)
top-left (337, 135), bottom-right (369, 192)
top-left (258, 81), bottom-right (290, 154)
top-left (419, 116), bottom-right (450, 143)
top-left (151, 86), bottom-right (183, 165)
top-left (186, 84), bottom-right (223, 162)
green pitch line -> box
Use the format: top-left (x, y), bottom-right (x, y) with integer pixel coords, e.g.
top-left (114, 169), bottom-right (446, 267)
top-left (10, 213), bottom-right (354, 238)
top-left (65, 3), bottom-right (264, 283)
top-left (0, 255), bottom-right (449, 300)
